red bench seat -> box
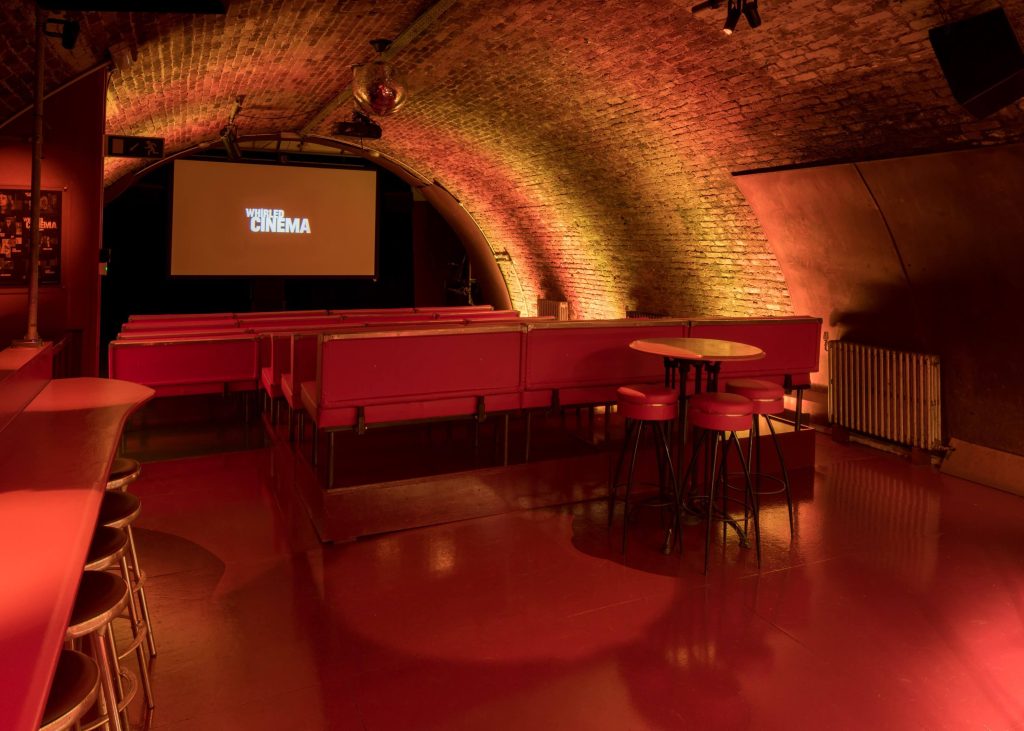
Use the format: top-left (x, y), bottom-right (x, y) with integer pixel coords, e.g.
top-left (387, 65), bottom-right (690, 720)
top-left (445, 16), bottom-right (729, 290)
top-left (108, 335), bottom-right (259, 397)
top-left (522, 319), bottom-right (689, 409)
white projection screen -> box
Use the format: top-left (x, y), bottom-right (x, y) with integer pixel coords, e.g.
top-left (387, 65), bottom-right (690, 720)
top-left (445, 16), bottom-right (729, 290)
top-left (170, 160), bottom-right (377, 276)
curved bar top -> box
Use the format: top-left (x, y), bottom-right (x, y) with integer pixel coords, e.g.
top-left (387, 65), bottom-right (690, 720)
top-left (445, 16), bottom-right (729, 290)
top-left (630, 336), bottom-right (766, 362)
top-left (0, 378), bottom-right (154, 731)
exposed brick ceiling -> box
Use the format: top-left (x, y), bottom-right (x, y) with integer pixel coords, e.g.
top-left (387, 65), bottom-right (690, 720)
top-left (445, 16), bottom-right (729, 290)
top-left (2, 0), bottom-right (1024, 317)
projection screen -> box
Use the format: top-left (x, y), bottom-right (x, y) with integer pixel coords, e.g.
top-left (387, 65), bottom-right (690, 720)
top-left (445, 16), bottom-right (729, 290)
top-left (170, 159), bottom-right (377, 276)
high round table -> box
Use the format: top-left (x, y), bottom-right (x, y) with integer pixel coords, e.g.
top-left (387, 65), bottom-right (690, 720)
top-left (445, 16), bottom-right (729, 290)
top-left (629, 337), bottom-right (766, 550)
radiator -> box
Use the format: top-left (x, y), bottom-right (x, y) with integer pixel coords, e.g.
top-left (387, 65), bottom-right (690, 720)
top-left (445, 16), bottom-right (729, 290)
top-left (537, 298), bottom-right (570, 320)
top-left (827, 339), bottom-right (942, 450)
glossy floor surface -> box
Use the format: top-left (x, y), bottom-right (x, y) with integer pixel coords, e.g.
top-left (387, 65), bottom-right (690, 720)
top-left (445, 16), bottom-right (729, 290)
top-left (121, 429), bottom-right (1024, 730)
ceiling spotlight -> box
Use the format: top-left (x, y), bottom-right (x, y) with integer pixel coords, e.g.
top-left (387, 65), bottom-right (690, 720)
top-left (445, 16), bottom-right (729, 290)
top-left (43, 18), bottom-right (80, 49)
top-left (219, 125), bottom-right (242, 160)
top-left (723, 0), bottom-right (742, 34)
top-left (351, 39), bottom-right (407, 117)
top-left (707, 0), bottom-right (760, 35)
top-left (742, 0), bottom-right (762, 29)
top-left (333, 111), bottom-right (383, 140)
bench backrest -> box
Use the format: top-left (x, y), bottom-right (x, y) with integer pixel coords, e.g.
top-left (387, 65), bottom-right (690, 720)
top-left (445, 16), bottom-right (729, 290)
top-left (686, 316), bottom-right (822, 381)
top-left (236, 315), bottom-right (342, 328)
top-left (329, 307), bottom-right (417, 316)
top-left (340, 312), bottom-right (439, 324)
top-left (117, 328), bottom-right (240, 340)
top-left (524, 319), bottom-right (689, 390)
top-left (318, 325), bottom-right (524, 407)
top-left (121, 317), bottom-right (239, 332)
top-left (414, 305), bottom-right (495, 314)
top-left (234, 309), bottom-right (328, 319)
top-left (128, 312), bottom-right (232, 321)
top-left (109, 336), bottom-right (258, 387)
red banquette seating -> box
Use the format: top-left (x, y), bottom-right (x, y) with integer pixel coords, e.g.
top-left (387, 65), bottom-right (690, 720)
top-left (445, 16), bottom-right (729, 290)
top-left (108, 335), bottom-right (259, 397)
top-left (522, 319), bottom-right (689, 409)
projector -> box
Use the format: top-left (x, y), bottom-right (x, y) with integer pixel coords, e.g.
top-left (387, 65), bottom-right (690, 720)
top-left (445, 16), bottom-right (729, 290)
top-left (333, 112), bottom-right (383, 140)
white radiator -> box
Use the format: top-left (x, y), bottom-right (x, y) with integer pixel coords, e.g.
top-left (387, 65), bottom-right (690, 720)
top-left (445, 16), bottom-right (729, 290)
top-left (537, 298), bottom-right (570, 320)
top-left (826, 339), bottom-right (942, 450)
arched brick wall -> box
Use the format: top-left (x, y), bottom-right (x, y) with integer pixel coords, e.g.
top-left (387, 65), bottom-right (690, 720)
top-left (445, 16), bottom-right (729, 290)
top-left (2, 0), bottom-right (1023, 318)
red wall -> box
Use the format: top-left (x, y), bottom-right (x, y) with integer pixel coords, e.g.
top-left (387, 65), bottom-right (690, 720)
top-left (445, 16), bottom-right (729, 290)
top-left (736, 143), bottom-right (1024, 456)
top-left (0, 68), bottom-right (106, 375)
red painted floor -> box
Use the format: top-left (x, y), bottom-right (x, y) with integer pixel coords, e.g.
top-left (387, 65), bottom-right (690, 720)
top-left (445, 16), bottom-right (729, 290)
top-left (119, 432), bottom-right (1024, 730)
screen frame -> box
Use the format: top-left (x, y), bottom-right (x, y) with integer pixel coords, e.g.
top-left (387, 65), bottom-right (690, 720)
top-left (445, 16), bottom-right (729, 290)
top-left (167, 157), bottom-right (380, 280)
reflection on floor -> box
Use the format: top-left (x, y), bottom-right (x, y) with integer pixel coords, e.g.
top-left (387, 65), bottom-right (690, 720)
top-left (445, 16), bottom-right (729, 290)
top-left (119, 426), bottom-right (1024, 730)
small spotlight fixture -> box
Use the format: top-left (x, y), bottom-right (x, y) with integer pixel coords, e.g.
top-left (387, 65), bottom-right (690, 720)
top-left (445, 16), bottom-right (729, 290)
top-left (723, 0), bottom-right (742, 34)
top-left (219, 124), bottom-right (242, 160)
top-left (692, 0), bottom-right (761, 35)
top-left (742, 0), bottom-right (762, 29)
top-left (43, 17), bottom-right (80, 49)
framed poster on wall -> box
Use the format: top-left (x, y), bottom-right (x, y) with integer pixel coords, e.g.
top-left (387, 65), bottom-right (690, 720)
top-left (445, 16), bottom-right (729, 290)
top-left (0, 189), bottom-right (62, 286)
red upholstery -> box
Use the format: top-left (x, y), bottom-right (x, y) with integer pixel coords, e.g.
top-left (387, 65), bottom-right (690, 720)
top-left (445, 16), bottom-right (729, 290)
top-left (415, 305), bottom-right (494, 314)
top-left (341, 312), bottom-right (439, 324)
top-left (329, 307), bottom-right (416, 316)
top-left (688, 392), bottom-right (753, 432)
top-left (286, 334), bottom-right (320, 408)
top-left (281, 373), bottom-right (297, 409)
top-left (118, 327), bottom-right (240, 340)
top-left (108, 335), bottom-right (259, 396)
top-left (233, 309), bottom-right (328, 319)
top-left (260, 366), bottom-right (280, 399)
top-left (616, 383), bottom-right (678, 404)
top-left (616, 384), bottom-right (678, 422)
top-left (687, 316), bottom-right (821, 384)
top-left (523, 319), bottom-right (688, 407)
top-left (305, 326), bottom-right (525, 429)
top-left (236, 315), bottom-right (342, 328)
top-left (726, 378), bottom-right (784, 415)
top-left (120, 317), bottom-right (238, 332)
top-left (128, 311), bottom-right (231, 321)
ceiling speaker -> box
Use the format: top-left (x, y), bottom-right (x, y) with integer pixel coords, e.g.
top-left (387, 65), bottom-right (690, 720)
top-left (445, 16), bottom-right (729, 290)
top-left (929, 7), bottom-right (1024, 118)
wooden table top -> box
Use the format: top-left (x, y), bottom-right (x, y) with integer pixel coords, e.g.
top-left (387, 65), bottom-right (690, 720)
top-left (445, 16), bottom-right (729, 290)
top-left (0, 377), bottom-right (153, 731)
top-left (629, 337), bottom-right (766, 362)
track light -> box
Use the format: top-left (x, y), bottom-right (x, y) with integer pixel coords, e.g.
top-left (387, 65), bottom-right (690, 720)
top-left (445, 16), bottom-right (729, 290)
top-left (723, 0), bottom-right (741, 34)
top-left (742, 0), bottom-right (762, 29)
top-left (43, 18), bottom-right (80, 49)
top-left (706, 0), bottom-right (759, 35)
top-left (219, 125), bottom-right (242, 160)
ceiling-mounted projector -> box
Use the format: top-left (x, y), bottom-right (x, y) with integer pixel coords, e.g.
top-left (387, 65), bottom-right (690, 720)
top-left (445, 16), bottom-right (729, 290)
top-left (333, 112), bottom-right (382, 140)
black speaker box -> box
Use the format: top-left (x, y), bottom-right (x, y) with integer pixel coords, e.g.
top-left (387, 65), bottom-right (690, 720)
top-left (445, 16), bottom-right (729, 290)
top-left (929, 7), bottom-right (1024, 118)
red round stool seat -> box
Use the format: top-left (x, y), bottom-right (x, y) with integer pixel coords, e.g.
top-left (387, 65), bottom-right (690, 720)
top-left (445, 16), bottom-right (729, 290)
top-left (107, 458), bottom-right (141, 492)
top-left (688, 392), bottom-right (752, 432)
top-left (39, 650), bottom-right (99, 731)
top-left (99, 491), bottom-right (142, 529)
top-left (616, 384), bottom-right (678, 422)
top-left (726, 378), bottom-right (785, 415)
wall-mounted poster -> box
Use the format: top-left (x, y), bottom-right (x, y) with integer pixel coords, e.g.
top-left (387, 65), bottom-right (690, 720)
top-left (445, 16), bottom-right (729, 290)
top-left (0, 189), bottom-right (62, 286)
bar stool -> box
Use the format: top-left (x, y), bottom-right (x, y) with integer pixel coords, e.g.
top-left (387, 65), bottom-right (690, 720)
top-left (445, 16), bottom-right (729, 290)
top-left (106, 458), bottom-right (141, 492)
top-left (85, 527), bottom-right (153, 718)
top-left (726, 378), bottom-right (794, 538)
top-left (608, 384), bottom-right (679, 553)
top-left (65, 571), bottom-right (135, 731)
top-left (39, 650), bottom-right (99, 731)
top-left (679, 392), bottom-right (756, 574)
top-left (99, 490), bottom-right (158, 660)
top-left (98, 492), bottom-right (156, 709)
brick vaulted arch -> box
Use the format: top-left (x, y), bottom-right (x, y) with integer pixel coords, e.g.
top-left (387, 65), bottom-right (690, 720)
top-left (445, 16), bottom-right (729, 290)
top-left (2, 0), bottom-right (1024, 317)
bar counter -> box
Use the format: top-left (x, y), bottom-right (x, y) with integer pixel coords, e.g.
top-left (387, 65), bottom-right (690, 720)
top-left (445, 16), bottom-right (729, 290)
top-left (0, 376), bottom-right (153, 731)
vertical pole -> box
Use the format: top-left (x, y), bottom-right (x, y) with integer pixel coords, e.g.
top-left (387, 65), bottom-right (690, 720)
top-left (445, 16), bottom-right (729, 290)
top-left (23, 7), bottom-right (45, 344)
